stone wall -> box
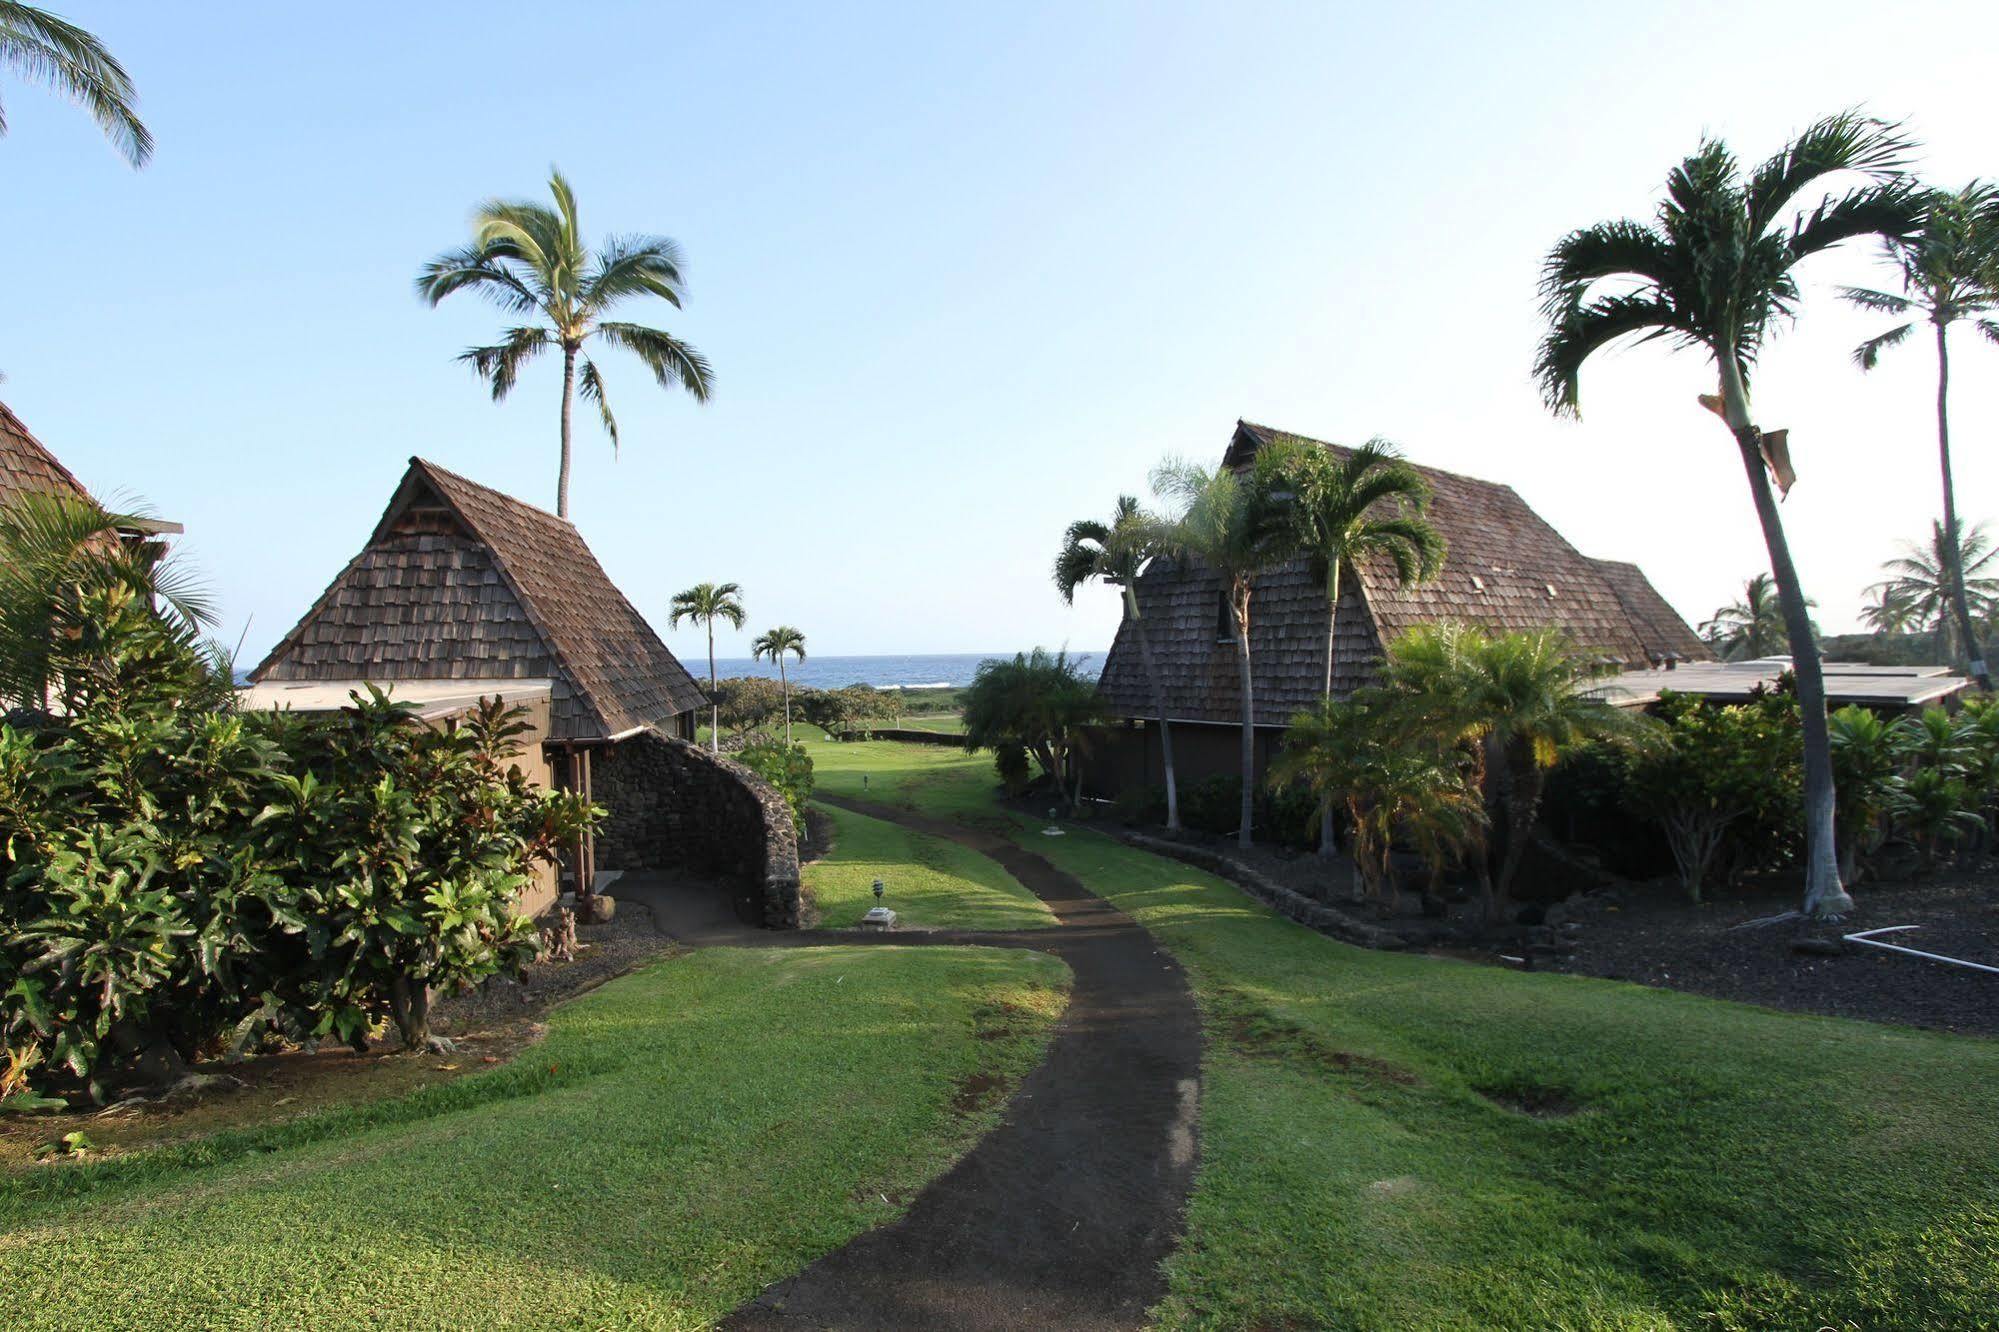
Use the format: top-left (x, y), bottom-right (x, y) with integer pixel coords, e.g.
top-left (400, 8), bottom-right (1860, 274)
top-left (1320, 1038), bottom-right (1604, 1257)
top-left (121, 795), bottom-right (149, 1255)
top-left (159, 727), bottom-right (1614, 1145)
top-left (592, 729), bottom-right (801, 928)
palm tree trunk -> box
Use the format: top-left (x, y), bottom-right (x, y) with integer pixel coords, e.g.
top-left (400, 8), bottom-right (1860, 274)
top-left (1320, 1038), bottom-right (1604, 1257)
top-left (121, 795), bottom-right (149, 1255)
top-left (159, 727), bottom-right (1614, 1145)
top-left (1231, 586), bottom-right (1255, 849)
top-left (557, 343), bottom-right (577, 519)
top-left (1319, 560), bottom-right (1342, 858)
top-left (1717, 355), bottom-right (1853, 917)
top-left (1934, 322), bottom-right (1989, 689)
top-left (707, 621), bottom-right (719, 753)
top-left (1126, 587), bottom-right (1179, 831)
top-left (780, 657), bottom-right (792, 746)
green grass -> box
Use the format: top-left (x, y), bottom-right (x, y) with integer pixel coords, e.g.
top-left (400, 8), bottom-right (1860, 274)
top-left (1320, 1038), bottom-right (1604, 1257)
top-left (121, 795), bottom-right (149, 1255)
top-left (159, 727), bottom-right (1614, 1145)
top-left (805, 736), bottom-right (1001, 820)
top-left (824, 742), bottom-right (1999, 1330)
top-left (888, 712), bottom-right (965, 733)
top-left (0, 945), bottom-right (1068, 1331)
top-left (805, 802), bottom-right (1055, 931)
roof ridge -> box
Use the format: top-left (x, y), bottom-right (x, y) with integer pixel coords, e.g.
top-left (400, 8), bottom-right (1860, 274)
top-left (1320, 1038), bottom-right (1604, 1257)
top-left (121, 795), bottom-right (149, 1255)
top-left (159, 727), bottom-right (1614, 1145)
top-left (1236, 420), bottom-right (1530, 496)
top-left (409, 456), bottom-right (573, 525)
top-left (0, 399), bottom-right (96, 503)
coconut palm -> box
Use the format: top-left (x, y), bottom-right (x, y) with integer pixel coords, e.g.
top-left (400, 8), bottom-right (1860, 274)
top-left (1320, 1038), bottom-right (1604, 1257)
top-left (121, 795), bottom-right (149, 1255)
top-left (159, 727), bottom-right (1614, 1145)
top-left (1054, 495), bottom-right (1183, 830)
top-left (751, 625), bottom-right (807, 746)
top-left (1842, 184), bottom-right (1999, 689)
top-left (1535, 111), bottom-right (1924, 918)
top-left (1858, 581), bottom-right (1922, 637)
top-left (1872, 521), bottom-right (1999, 664)
top-left (1700, 573), bottom-right (1815, 660)
top-left (416, 168), bottom-right (714, 518)
top-left (1382, 624), bottom-right (1649, 919)
top-left (667, 582), bottom-right (744, 752)
top-left (1151, 451), bottom-right (1296, 847)
top-left (1267, 436), bottom-right (1444, 856)
top-left (0, 3), bottom-right (150, 166)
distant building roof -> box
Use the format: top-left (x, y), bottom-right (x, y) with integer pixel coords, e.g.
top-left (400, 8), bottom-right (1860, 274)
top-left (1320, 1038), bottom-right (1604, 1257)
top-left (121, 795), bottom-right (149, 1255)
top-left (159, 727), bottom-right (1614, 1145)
top-left (0, 400), bottom-right (182, 534)
top-left (1098, 420), bottom-right (1711, 727)
top-left (1590, 660), bottom-right (1972, 711)
top-left (249, 457), bottom-right (705, 740)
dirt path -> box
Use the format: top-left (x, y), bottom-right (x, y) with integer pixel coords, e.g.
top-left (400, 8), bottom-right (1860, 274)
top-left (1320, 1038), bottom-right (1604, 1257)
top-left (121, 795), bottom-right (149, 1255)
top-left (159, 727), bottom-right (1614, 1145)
top-left (620, 795), bottom-right (1202, 1331)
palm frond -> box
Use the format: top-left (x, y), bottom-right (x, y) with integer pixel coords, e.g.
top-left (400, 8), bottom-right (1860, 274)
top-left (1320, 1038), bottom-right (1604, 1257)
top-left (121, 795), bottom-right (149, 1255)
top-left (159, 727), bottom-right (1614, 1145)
top-left (584, 234), bottom-right (688, 312)
top-left (578, 358), bottom-right (618, 453)
top-left (458, 326), bottom-right (551, 401)
top-left (1746, 112), bottom-right (1914, 234)
top-left (1852, 321), bottom-right (1915, 370)
top-left (0, 3), bottom-right (152, 166)
top-left (1837, 285), bottom-right (1913, 315)
top-left (1534, 292), bottom-right (1686, 416)
top-left (593, 321), bottom-right (714, 400)
top-left (413, 245), bottom-right (541, 314)
top-left (1537, 220), bottom-right (1680, 315)
top-left (1787, 180), bottom-right (1925, 261)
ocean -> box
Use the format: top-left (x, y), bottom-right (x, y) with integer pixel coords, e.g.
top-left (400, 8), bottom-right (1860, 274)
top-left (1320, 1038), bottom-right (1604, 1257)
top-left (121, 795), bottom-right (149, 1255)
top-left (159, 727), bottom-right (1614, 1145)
top-left (701, 651), bottom-right (1105, 691)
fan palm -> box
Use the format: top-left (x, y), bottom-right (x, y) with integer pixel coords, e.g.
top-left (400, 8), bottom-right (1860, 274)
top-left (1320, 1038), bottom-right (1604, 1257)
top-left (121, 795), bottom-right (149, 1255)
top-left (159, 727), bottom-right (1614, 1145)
top-left (1054, 495), bottom-right (1183, 830)
top-left (1873, 522), bottom-right (1999, 665)
top-left (1382, 624), bottom-right (1649, 918)
top-left (750, 625), bottom-right (807, 746)
top-left (416, 168), bottom-right (714, 518)
top-left (1700, 573), bottom-right (1814, 660)
top-left (1151, 451), bottom-right (1296, 847)
top-left (0, 492), bottom-right (212, 709)
top-left (1266, 436), bottom-right (1444, 856)
top-left (1842, 184), bottom-right (1999, 688)
top-left (0, 3), bottom-right (150, 166)
top-left (1535, 111), bottom-right (1924, 918)
top-left (667, 582), bottom-right (744, 752)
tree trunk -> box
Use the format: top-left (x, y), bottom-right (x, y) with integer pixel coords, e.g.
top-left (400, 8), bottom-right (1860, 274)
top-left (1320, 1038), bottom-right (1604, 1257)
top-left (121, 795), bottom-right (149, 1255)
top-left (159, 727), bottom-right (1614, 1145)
top-left (1934, 322), bottom-right (1989, 689)
top-left (557, 343), bottom-right (577, 519)
top-left (780, 658), bottom-right (792, 746)
top-left (1127, 587), bottom-right (1180, 831)
top-left (1231, 585), bottom-right (1255, 848)
top-left (1319, 560), bottom-right (1342, 857)
top-left (1717, 354), bottom-right (1853, 917)
top-left (389, 973), bottom-right (431, 1050)
top-left (707, 621), bottom-right (719, 753)
top-left (1494, 748), bottom-right (1544, 910)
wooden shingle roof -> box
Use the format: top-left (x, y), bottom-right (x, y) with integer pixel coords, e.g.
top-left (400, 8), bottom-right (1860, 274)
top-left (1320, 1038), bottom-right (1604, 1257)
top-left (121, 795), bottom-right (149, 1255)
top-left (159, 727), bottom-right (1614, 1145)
top-left (0, 401), bottom-right (95, 509)
top-left (251, 458), bottom-right (705, 740)
top-left (1098, 421), bottom-right (1707, 726)
top-left (1589, 558), bottom-right (1711, 665)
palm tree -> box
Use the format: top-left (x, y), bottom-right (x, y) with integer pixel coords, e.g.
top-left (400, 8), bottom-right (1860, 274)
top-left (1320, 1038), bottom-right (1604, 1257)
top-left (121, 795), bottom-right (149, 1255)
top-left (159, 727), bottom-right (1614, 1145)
top-left (1841, 184), bottom-right (1999, 689)
top-left (751, 625), bottom-right (807, 746)
top-left (416, 168), bottom-right (714, 518)
top-left (1859, 581), bottom-right (1922, 637)
top-left (1873, 521), bottom-right (1999, 663)
top-left (0, 3), bottom-right (150, 166)
top-left (1382, 624), bottom-right (1649, 919)
top-left (1151, 452), bottom-right (1295, 847)
top-left (667, 582), bottom-right (744, 752)
top-left (1054, 495), bottom-right (1183, 830)
top-left (1267, 436), bottom-right (1445, 857)
top-left (1535, 111), bottom-right (1923, 918)
top-left (0, 492), bottom-right (212, 709)
top-left (1700, 573), bottom-right (1815, 660)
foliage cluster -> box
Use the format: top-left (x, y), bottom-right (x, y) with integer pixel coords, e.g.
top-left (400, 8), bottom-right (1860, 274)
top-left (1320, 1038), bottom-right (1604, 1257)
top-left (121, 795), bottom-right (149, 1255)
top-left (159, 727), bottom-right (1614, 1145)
top-left (960, 649), bottom-right (1104, 808)
top-left (735, 739), bottom-right (814, 834)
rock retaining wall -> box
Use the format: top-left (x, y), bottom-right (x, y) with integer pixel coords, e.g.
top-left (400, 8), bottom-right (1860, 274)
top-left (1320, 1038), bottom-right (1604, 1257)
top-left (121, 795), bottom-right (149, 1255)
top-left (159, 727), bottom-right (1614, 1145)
top-left (593, 729), bottom-right (801, 928)
top-left (1117, 831), bottom-right (1407, 950)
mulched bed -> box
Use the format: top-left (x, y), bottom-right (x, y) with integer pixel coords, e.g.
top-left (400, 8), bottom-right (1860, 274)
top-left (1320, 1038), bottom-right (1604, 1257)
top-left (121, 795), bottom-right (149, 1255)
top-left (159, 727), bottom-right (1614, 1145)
top-left (1549, 869), bottom-right (1999, 1038)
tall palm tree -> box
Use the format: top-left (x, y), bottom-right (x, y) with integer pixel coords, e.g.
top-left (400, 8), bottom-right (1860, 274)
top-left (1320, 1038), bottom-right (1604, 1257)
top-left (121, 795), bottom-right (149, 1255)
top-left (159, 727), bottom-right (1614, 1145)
top-left (751, 626), bottom-right (807, 746)
top-left (1858, 581), bottom-right (1921, 637)
top-left (1873, 521), bottom-right (1999, 663)
top-left (1267, 436), bottom-right (1445, 857)
top-left (668, 582), bottom-right (744, 752)
top-left (1841, 184), bottom-right (1999, 689)
top-left (416, 168), bottom-right (714, 518)
top-left (1054, 495), bottom-right (1183, 831)
top-left (1535, 111), bottom-right (1923, 918)
top-left (0, 3), bottom-right (150, 166)
top-left (1151, 451), bottom-right (1294, 848)
top-left (1382, 624), bottom-right (1647, 919)
top-left (1699, 572), bottom-right (1816, 660)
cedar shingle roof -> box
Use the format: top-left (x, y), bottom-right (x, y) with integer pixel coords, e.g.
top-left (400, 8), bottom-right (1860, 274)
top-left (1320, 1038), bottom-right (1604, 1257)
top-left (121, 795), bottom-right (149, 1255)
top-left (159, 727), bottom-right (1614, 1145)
top-left (251, 458), bottom-right (705, 740)
top-left (0, 401), bottom-right (95, 509)
top-left (1589, 558), bottom-right (1711, 665)
top-left (1098, 421), bottom-right (1708, 726)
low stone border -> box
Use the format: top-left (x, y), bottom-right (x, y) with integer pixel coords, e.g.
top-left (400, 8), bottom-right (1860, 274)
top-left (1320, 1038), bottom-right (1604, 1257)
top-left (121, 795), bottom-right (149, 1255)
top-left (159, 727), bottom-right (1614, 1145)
top-left (1114, 831), bottom-right (1408, 951)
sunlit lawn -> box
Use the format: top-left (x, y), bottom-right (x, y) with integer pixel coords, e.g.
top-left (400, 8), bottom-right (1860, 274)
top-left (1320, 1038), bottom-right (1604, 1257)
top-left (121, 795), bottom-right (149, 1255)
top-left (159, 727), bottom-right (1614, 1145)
top-left (824, 741), bottom-right (1999, 1331)
top-left (805, 802), bottom-right (1054, 931)
top-left (0, 946), bottom-right (1067, 1331)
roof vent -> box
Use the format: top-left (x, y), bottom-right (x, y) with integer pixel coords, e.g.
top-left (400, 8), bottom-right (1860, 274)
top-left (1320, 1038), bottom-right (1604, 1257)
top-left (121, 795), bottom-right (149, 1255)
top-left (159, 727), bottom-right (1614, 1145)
top-left (1469, 574), bottom-right (1486, 593)
top-left (1545, 582), bottom-right (1558, 598)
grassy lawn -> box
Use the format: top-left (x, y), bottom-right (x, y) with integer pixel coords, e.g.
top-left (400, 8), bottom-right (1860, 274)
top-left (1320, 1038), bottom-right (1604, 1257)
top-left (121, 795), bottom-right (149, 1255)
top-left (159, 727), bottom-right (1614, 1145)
top-left (0, 945), bottom-right (1068, 1331)
top-left (806, 736), bottom-right (1000, 820)
top-left (889, 712), bottom-right (965, 733)
top-left (827, 742), bottom-right (1999, 1330)
top-left (806, 802), bottom-right (1055, 931)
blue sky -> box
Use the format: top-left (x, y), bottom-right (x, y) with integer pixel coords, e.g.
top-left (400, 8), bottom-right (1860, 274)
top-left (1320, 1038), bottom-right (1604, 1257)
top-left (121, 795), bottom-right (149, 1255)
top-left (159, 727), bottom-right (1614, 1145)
top-left (4, 2), bottom-right (1998, 664)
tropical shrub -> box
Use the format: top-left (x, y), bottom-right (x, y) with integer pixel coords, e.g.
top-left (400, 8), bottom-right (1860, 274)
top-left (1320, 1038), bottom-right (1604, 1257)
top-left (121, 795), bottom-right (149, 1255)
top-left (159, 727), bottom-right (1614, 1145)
top-left (1178, 774), bottom-right (1247, 838)
top-left (713, 675), bottom-right (785, 740)
top-left (961, 649), bottom-right (1104, 808)
top-left (736, 738), bottom-right (814, 833)
top-left (797, 684), bottom-right (894, 737)
top-left (993, 742), bottom-right (1033, 797)
top-left (1827, 705), bottom-right (1911, 881)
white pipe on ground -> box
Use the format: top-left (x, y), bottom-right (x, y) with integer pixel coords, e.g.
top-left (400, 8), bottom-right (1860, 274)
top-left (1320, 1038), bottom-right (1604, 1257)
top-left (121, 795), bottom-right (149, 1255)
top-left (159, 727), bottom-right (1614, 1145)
top-left (1842, 924), bottom-right (1999, 976)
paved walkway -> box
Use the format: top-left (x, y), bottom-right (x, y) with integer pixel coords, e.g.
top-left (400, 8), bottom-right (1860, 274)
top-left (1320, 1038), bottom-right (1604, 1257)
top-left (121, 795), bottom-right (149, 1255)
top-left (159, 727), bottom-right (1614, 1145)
top-left (617, 795), bottom-right (1202, 1331)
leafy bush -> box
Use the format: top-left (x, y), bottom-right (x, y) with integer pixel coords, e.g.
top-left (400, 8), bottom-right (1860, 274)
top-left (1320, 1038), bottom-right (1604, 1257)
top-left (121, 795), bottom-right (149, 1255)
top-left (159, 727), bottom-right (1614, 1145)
top-left (737, 739), bottom-right (813, 833)
top-left (961, 649), bottom-right (1103, 807)
top-left (1179, 774), bottom-right (1246, 837)
top-left (993, 742), bottom-right (1032, 797)
top-left (713, 676), bottom-right (784, 740)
